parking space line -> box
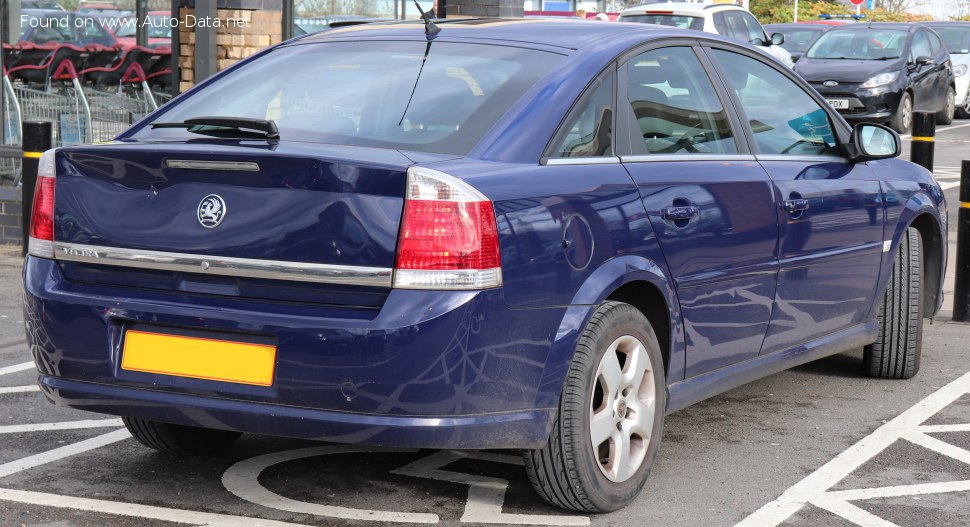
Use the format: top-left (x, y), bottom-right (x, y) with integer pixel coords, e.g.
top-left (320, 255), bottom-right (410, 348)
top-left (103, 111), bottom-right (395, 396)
top-left (736, 369), bottom-right (970, 527)
top-left (0, 362), bottom-right (34, 376)
top-left (0, 419), bottom-right (124, 434)
top-left (0, 487), bottom-right (319, 527)
top-left (903, 432), bottom-right (970, 465)
top-left (0, 428), bottom-right (129, 479)
top-left (0, 385), bottom-right (39, 394)
top-left (901, 122), bottom-right (970, 140)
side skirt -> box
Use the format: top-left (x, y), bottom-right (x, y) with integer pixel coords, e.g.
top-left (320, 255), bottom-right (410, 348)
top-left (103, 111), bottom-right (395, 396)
top-left (665, 321), bottom-right (879, 415)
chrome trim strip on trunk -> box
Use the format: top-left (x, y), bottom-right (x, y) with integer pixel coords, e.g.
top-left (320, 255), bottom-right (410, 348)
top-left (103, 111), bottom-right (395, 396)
top-left (542, 156), bottom-right (621, 166)
top-left (165, 160), bottom-right (261, 171)
top-left (52, 242), bottom-right (393, 287)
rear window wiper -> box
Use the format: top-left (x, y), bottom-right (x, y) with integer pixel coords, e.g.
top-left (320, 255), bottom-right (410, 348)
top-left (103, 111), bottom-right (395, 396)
top-left (151, 117), bottom-right (280, 139)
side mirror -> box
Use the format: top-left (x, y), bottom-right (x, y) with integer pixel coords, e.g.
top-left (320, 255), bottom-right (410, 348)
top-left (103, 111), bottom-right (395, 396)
top-left (771, 32), bottom-right (785, 46)
top-left (850, 123), bottom-right (900, 161)
top-left (916, 55), bottom-right (935, 66)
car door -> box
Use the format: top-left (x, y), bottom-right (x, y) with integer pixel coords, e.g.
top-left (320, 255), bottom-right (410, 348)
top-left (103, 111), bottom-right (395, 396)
top-left (618, 44), bottom-right (779, 377)
top-left (910, 30), bottom-right (940, 110)
top-left (706, 46), bottom-right (885, 354)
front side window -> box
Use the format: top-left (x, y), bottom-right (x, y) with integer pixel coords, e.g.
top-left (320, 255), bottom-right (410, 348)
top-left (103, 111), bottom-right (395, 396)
top-left (738, 12), bottom-right (768, 44)
top-left (132, 41), bottom-right (564, 156)
top-left (625, 47), bottom-right (736, 155)
top-left (912, 31), bottom-right (933, 59)
top-left (712, 49), bottom-right (838, 156)
top-left (550, 74), bottom-right (614, 158)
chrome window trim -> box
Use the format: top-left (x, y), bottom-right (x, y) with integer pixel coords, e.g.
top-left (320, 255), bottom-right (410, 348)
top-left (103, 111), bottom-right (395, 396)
top-left (754, 155), bottom-right (848, 163)
top-left (52, 242), bottom-right (393, 287)
top-left (165, 160), bottom-right (261, 171)
top-left (619, 154), bottom-right (757, 163)
top-left (542, 156), bottom-right (621, 166)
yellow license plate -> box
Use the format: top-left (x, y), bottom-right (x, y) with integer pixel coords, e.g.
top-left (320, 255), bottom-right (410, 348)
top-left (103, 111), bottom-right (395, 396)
top-left (121, 330), bottom-right (277, 386)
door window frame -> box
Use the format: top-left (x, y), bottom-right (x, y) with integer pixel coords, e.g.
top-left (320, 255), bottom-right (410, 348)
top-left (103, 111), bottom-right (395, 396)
top-left (699, 41), bottom-right (854, 162)
top-left (541, 63), bottom-right (620, 165)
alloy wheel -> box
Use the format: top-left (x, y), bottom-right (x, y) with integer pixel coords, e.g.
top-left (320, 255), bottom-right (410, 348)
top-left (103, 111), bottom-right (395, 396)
top-left (902, 97), bottom-right (913, 131)
top-left (589, 335), bottom-right (657, 483)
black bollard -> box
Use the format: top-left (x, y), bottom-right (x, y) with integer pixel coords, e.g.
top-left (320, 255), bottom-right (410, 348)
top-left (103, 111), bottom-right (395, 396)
top-left (910, 112), bottom-right (935, 173)
top-left (21, 121), bottom-right (53, 256)
top-left (955, 160), bottom-right (970, 322)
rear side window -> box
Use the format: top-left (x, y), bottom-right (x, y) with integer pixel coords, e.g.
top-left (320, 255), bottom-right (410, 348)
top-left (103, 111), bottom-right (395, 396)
top-left (550, 74), bottom-right (614, 158)
top-left (625, 47), bottom-right (736, 155)
top-left (133, 41), bottom-right (564, 155)
top-left (712, 49), bottom-right (838, 156)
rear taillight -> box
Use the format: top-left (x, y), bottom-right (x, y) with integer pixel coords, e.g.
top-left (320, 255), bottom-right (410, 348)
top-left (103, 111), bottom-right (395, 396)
top-left (27, 149), bottom-right (56, 259)
top-left (393, 167), bottom-right (502, 290)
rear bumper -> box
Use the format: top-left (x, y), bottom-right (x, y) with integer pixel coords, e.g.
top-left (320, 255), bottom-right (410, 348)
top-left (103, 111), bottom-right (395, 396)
top-left (24, 256), bottom-right (567, 449)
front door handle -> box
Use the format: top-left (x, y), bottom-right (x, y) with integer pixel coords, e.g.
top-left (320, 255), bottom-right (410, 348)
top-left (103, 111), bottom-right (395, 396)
top-left (662, 205), bottom-right (699, 221)
top-left (782, 198), bottom-right (810, 214)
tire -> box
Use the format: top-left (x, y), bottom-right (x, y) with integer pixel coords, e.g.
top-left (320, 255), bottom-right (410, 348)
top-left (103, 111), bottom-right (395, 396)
top-left (123, 417), bottom-right (242, 456)
top-left (891, 92), bottom-right (913, 134)
top-left (864, 227), bottom-right (924, 379)
top-left (956, 97), bottom-right (970, 120)
top-left (524, 301), bottom-right (665, 512)
top-left (936, 86), bottom-right (955, 126)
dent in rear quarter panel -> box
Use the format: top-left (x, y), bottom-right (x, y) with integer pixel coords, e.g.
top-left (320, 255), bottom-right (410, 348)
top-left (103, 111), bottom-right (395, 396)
top-left (431, 159), bottom-right (686, 395)
top-left (869, 158), bottom-right (947, 319)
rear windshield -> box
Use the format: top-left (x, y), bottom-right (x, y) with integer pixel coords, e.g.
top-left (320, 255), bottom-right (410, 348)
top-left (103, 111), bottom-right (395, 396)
top-left (933, 27), bottom-right (970, 54)
top-left (619, 14), bottom-right (704, 31)
top-left (807, 29), bottom-right (907, 60)
top-left (132, 41), bottom-right (564, 155)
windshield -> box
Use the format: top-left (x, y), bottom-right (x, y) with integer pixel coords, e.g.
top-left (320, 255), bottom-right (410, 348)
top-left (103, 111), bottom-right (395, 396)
top-left (114, 15), bottom-right (172, 38)
top-left (807, 28), bottom-right (907, 60)
top-left (933, 27), bottom-right (970, 54)
top-left (619, 14), bottom-right (704, 30)
top-left (132, 41), bottom-right (563, 155)
top-left (777, 28), bottom-right (824, 53)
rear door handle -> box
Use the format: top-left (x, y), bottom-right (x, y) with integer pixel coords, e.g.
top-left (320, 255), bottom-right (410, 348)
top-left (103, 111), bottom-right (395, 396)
top-left (782, 199), bottom-right (810, 214)
top-left (662, 205), bottom-right (699, 221)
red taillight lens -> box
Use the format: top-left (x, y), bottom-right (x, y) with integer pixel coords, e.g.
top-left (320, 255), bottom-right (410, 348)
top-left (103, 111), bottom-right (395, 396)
top-left (393, 167), bottom-right (502, 290)
top-left (396, 199), bottom-right (500, 271)
top-left (29, 176), bottom-right (55, 242)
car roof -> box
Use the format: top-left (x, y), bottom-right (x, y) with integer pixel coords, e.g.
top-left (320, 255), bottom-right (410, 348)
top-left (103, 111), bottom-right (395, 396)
top-left (301, 18), bottom-right (692, 51)
top-left (621, 2), bottom-right (743, 15)
top-left (919, 21), bottom-right (970, 27)
top-left (764, 23), bottom-right (827, 30)
top-left (825, 22), bottom-right (919, 32)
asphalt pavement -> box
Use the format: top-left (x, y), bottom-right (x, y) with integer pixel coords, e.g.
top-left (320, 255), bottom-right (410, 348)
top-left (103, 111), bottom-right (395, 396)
top-left (0, 123), bottom-right (968, 527)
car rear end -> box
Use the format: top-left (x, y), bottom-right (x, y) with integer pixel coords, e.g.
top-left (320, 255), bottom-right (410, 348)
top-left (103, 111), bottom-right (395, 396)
top-left (23, 33), bottom-right (569, 449)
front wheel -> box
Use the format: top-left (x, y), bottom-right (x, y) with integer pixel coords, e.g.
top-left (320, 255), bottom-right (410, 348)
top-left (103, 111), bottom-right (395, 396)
top-left (891, 92), bottom-right (913, 134)
top-left (936, 86), bottom-right (955, 126)
top-left (864, 227), bottom-right (924, 379)
top-left (524, 301), bottom-right (665, 512)
top-left (956, 96), bottom-right (970, 120)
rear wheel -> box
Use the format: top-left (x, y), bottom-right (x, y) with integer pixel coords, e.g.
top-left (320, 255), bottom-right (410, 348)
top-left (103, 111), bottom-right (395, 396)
top-left (936, 86), bottom-right (955, 126)
top-left (956, 97), bottom-right (970, 120)
top-left (123, 417), bottom-right (242, 456)
top-left (864, 227), bottom-right (924, 379)
top-left (524, 301), bottom-right (665, 512)
top-left (891, 92), bottom-right (913, 134)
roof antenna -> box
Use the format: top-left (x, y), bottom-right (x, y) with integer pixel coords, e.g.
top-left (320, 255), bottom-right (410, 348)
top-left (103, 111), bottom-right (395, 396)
top-left (413, 0), bottom-right (441, 39)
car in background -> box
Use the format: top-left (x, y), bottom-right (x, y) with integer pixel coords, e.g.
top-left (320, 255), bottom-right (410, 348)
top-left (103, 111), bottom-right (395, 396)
top-left (18, 9), bottom-right (119, 48)
top-left (921, 22), bottom-right (970, 119)
top-left (618, 2), bottom-right (794, 68)
top-left (24, 18), bottom-right (944, 514)
top-left (764, 22), bottom-right (831, 63)
top-left (796, 23), bottom-right (955, 133)
top-left (292, 15), bottom-right (385, 36)
top-left (21, 0), bottom-right (64, 10)
top-left (112, 11), bottom-right (172, 49)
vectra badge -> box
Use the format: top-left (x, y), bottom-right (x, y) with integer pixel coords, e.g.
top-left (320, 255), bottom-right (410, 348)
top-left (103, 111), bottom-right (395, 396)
top-left (823, 80), bottom-right (839, 87)
top-left (198, 195), bottom-right (226, 228)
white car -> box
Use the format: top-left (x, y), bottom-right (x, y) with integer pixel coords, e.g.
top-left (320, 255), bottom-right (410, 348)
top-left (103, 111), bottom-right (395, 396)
top-left (618, 2), bottom-right (794, 69)
top-left (922, 22), bottom-right (970, 119)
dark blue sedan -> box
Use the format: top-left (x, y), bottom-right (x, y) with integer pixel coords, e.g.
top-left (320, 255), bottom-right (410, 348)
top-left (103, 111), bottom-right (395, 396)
top-left (23, 18), bottom-right (946, 512)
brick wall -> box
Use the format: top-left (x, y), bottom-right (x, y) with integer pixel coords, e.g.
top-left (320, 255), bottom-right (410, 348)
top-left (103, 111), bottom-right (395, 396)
top-left (0, 188), bottom-right (22, 246)
top-left (178, 8), bottom-right (283, 93)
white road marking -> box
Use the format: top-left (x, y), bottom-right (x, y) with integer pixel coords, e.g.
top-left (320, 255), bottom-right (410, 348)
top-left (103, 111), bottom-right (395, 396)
top-left (222, 445), bottom-right (440, 524)
top-left (0, 419), bottom-right (124, 434)
top-left (392, 450), bottom-right (590, 526)
top-left (737, 369), bottom-right (970, 527)
top-left (0, 385), bottom-right (39, 394)
top-left (0, 487), bottom-right (321, 527)
top-left (0, 362), bottom-right (34, 376)
top-left (0, 428), bottom-right (130, 479)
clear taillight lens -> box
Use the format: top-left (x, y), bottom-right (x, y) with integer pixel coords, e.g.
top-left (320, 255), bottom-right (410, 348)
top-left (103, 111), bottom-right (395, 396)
top-left (393, 167), bottom-right (502, 290)
top-left (27, 149), bottom-right (56, 259)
